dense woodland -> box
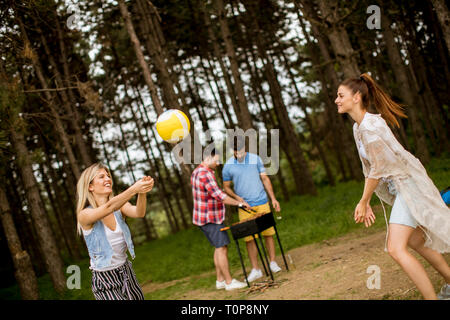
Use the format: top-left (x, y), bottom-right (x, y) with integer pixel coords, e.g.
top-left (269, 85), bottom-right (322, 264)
top-left (0, 0), bottom-right (449, 299)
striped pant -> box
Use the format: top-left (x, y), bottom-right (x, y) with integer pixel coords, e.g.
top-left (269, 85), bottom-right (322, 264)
top-left (91, 260), bottom-right (145, 300)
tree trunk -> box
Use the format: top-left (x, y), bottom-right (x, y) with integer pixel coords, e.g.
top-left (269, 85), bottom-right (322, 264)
top-left (118, 0), bottom-right (164, 115)
top-left (5, 167), bottom-right (48, 276)
top-left (181, 60), bottom-right (210, 133)
top-left (38, 163), bottom-right (72, 256)
top-left (133, 83), bottom-right (194, 216)
top-left (10, 126), bottom-right (66, 294)
top-left (380, 9), bottom-right (431, 163)
top-left (213, 0), bottom-right (254, 130)
top-left (43, 147), bottom-right (83, 258)
top-left (277, 49), bottom-right (335, 186)
top-left (39, 152), bottom-right (82, 260)
top-left (242, 0), bottom-right (317, 195)
top-left (199, 58), bottom-right (233, 129)
top-left (316, 0), bottom-right (361, 78)
top-left (17, 18), bottom-right (81, 180)
top-left (36, 24), bottom-right (92, 169)
top-left (430, 0), bottom-right (450, 56)
top-left (396, 7), bottom-right (447, 155)
top-left (0, 185), bottom-right (39, 300)
top-left (205, 55), bottom-right (237, 127)
top-left (124, 80), bottom-right (186, 232)
top-left (238, 37), bottom-right (291, 200)
top-left (297, 0), bottom-right (363, 180)
top-left (118, 0), bottom-right (194, 193)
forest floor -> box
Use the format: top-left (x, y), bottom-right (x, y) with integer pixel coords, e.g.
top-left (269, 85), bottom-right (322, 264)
top-left (141, 227), bottom-right (449, 300)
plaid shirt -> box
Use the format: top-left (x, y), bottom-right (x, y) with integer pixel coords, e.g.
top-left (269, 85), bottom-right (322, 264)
top-left (191, 164), bottom-right (228, 226)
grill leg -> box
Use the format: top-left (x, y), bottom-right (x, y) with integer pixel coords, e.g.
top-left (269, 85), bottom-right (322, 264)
top-left (235, 239), bottom-right (249, 287)
top-left (252, 234), bottom-right (268, 277)
top-left (258, 233), bottom-right (274, 281)
top-left (273, 224), bottom-right (289, 271)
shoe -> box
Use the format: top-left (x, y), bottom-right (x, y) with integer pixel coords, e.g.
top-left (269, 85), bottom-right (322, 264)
top-left (437, 283), bottom-right (450, 300)
top-left (225, 279), bottom-right (247, 291)
top-left (270, 261), bottom-right (282, 273)
top-left (216, 280), bottom-right (226, 290)
top-left (247, 269), bottom-right (263, 282)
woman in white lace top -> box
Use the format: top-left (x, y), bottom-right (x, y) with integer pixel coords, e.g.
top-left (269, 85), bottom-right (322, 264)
top-left (335, 73), bottom-right (450, 300)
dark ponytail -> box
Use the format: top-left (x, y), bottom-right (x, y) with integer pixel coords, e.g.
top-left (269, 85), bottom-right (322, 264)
top-left (341, 73), bottom-right (407, 127)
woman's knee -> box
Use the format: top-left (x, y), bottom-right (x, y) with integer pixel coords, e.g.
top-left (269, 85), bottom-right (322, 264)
top-left (387, 224), bottom-right (415, 260)
top-left (387, 242), bottom-right (408, 261)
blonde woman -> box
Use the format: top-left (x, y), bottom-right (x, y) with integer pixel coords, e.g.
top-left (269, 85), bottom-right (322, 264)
top-left (335, 73), bottom-right (450, 300)
top-left (76, 163), bottom-right (154, 300)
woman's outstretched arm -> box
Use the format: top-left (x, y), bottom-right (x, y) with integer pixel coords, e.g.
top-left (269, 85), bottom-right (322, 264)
top-left (121, 177), bottom-right (154, 218)
top-left (78, 178), bottom-right (153, 228)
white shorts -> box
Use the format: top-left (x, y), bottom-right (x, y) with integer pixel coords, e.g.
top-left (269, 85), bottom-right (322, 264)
top-left (389, 193), bottom-right (418, 229)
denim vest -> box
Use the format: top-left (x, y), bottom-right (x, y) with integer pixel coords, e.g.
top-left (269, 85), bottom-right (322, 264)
top-left (82, 209), bottom-right (135, 269)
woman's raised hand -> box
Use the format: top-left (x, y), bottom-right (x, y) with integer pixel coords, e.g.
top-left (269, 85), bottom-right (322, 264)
top-left (132, 176), bottom-right (154, 194)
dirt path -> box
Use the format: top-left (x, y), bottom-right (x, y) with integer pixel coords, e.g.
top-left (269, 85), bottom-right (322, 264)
top-left (143, 228), bottom-right (449, 300)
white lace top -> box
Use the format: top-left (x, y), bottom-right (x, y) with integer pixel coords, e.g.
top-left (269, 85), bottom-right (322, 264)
top-left (353, 113), bottom-right (450, 253)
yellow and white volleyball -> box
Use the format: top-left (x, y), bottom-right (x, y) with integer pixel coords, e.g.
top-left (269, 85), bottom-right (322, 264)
top-left (155, 109), bottom-right (190, 144)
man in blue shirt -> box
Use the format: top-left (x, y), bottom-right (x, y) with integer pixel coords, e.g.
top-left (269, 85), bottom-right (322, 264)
top-left (222, 142), bottom-right (282, 282)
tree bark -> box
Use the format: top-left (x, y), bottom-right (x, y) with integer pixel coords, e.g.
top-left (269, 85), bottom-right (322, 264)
top-left (379, 10), bottom-right (431, 163)
top-left (10, 126), bottom-right (66, 293)
top-left (202, 2), bottom-right (241, 128)
top-left (0, 185), bottom-right (39, 300)
top-left (123, 79), bottom-right (185, 232)
top-left (316, 0), bottom-right (361, 78)
top-left (213, 0), bottom-right (254, 131)
top-left (17, 18), bottom-right (81, 179)
top-left (297, 0), bottom-right (362, 180)
top-left (199, 58), bottom-right (233, 129)
top-left (36, 23), bottom-right (92, 169)
top-left (5, 167), bottom-right (48, 276)
top-left (118, 0), bottom-right (194, 193)
top-left (277, 49), bottom-right (335, 186)
top-left (430, 0), bottom-right (450, 56)
top-left (242, 0), bottom-right (317, 195)
top-left (118, 0), bottom-right (164, 115)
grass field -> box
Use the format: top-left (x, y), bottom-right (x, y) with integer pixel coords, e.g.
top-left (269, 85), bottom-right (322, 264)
top-left (1, 156), bottom-right (448, 300)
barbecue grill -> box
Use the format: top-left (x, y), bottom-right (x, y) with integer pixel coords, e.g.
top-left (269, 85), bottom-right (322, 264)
top-left (221, 209), bottom-right (289, 287)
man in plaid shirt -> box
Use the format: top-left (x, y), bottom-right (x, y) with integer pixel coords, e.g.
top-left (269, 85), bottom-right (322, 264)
top-left (191, 148), bottom-right (249, 291)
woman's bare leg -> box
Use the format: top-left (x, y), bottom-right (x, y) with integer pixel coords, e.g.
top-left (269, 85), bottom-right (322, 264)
top-left (387, 224), bottom-right (437, 299)
top-left (408, 227), bottom-right (450, 284)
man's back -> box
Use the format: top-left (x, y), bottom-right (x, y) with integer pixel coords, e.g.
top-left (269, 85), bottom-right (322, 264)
top-left (191, 164), bottom-right (227, 226)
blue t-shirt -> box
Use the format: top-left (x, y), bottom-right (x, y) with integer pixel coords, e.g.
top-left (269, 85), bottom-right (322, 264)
top-left (222, 153), bottom-right (268, 207)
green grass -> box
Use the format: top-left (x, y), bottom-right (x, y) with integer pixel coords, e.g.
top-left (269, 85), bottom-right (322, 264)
top-left (1, 156), bottom-right (448, 300)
